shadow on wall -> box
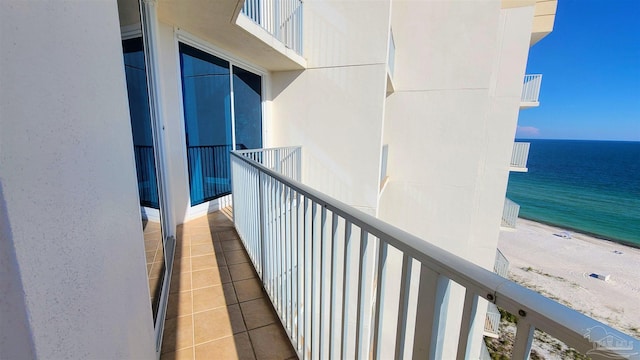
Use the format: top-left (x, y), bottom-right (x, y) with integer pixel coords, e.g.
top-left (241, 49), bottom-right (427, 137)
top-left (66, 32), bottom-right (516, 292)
top-left (0, 181), bottom-right (37, 359)
top-left (269, 70), bottom-right (304, 100)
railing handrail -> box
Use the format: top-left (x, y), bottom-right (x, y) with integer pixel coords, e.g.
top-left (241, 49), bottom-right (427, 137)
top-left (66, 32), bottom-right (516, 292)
top-left (230, 149), bottom-right (637, 358)
top-left (234, 146), bottom-right (302, 154)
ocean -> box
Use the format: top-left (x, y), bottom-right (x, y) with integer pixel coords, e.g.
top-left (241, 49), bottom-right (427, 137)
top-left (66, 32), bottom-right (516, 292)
top-left (507, 139), bottom-right (640, 247)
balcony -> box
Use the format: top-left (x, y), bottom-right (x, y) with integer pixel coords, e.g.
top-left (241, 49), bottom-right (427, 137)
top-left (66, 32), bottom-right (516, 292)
top-left (493, 248), bottom-right (510, 279)
top-left (501, 198), bottom-right (521, 230)
top-left (510, 142), bottom-right (531, 172)
top-left (241, 0), bottom-right (303, 56)
top-left (484, 302), bottom-right (501, 339)
top-left (521, 74), bottom-right (542, 108)
top-left (227, 146), bottom-right (636, 359)
top-left (483, 249), bottom-right (509, 338)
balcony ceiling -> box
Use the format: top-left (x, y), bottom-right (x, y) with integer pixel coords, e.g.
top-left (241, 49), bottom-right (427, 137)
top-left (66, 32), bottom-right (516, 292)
top-left (118, 0), bottom-right (305, 71)
top-left (159, 0), bottom-right (305, 71)
top-left (501, 0), bottom-right (557, 47)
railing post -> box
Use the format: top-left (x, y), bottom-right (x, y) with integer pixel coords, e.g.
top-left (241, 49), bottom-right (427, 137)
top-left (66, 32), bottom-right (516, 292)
top-left (258, 171), bottom-right (267, 279)
top-left (513, 320), bottom-right (535, 359)
top-left (413, 268), bottom-right (449, 359)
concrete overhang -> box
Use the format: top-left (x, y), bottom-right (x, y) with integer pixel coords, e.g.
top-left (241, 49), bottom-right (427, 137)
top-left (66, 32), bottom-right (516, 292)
top-left (118, 0), bottom-right (306, 71)
top-left (501, 0), bottom-right (557, 47)
top-left (159, 0), bottom-right (306, 71)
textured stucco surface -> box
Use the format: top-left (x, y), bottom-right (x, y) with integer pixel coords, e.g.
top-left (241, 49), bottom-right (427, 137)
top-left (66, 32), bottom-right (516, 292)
top-left (0, 0), bottom-right (155, 357)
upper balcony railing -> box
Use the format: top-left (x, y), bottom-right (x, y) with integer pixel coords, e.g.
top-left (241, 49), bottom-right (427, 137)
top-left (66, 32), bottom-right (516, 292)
top-left (494, 248), bottom-right (510, 279)
top-left (510, 142), bottom-right (530, 172)
top-left (242, 0), bottom-right (303, 55)
top-left (521, 74), bottom-right (542, 107)
top-left (484, 302), bottom-right (501, 338)
top-left (230, 147), bottom-right (638, 360)
top-left (484, 250), bottom-right (510, 338)
top-left (502, 197), bottom-right (520, 229)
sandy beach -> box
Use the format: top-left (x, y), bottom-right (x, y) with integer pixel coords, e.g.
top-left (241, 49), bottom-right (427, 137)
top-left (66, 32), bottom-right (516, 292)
top-left (498, 218), bottom-right (640, 338)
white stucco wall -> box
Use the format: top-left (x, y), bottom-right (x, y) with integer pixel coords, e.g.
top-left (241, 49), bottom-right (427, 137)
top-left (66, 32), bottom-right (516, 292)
top-left (269, 0), bottom-right (392, 214)
top-left (0, 1), bottom-right (155, 358)
top-left (377, 1), bottom-right (535, 357)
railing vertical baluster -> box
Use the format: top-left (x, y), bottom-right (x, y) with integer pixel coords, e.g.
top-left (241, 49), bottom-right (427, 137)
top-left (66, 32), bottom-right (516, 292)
top-left (394, 254), bottom-right (412, 359)
top-left (328, 214), bottom-right (339, 359)
top-left (303, 196), bottom-right (311, 360)
top-left (319, 207), bottom-right (328, 359)
top-left (284, 185), bottom-right (291, 331)
top-left (355, 230), bottom-right (370, 360)
top-left (278, 181), bottom-right (285, 316)
top-left (310, 201), bottom-right (318, 360)
top-left (413, 267), bottom-right (448, 359)
top-left (512, 320), bottom-right (535, 359)
top-left (340, 221), bottom-right (352, 359)
top-left (296, 191), bottom-right (303, 354)
top-left (288, 187), bottom-right (294, 333)
top-left (258, 170), bottom-right (267, 280)
top-left (456, 291), bottom-right (479, 360)
top-left (372, 241), bottom-right (388, 360)
top-left (269, 176), bottom-right (276, 297)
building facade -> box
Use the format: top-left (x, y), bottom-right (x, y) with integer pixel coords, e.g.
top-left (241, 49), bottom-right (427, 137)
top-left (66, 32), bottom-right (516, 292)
top-left (0, 0), bottom-right (556, 358)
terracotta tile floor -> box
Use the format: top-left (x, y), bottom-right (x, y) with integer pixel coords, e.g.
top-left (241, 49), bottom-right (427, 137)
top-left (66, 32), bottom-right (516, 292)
top-left (160, 208), bottom-right (297, 360)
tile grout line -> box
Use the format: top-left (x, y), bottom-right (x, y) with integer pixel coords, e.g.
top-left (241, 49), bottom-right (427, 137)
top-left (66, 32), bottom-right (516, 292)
top-left (220, 231), bottom-right (260, 360)
top-left (189, 234), bottom-right (196, 360)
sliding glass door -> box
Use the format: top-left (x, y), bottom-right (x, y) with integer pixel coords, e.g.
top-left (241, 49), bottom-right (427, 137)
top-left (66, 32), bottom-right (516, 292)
top-left (123, 38), bottom-right (159, 210)
top-left (122, 36), bottom-right (166, 326)
top-left (179, 43), bottom-right (262, 206)
top-left (233, 66), bottom-right (263, 150)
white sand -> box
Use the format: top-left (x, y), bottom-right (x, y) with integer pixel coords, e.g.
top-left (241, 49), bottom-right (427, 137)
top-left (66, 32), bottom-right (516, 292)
top-left (498, 218), bottom-right (640, 337)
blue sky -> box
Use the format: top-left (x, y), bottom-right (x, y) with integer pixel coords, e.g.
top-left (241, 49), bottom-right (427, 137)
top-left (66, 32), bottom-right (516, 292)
top-left (516, 0), bottom-right (640, 141)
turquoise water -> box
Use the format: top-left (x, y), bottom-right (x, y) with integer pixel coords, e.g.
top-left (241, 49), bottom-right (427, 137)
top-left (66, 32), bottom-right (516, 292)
top-left (507, 140), bottom-right (640, 247)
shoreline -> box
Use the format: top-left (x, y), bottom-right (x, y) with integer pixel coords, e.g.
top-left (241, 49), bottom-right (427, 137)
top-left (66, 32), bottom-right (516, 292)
top-left (498, 218), bottom-right (640, 338)
top-left (518, 215), bottom-right (640, 250)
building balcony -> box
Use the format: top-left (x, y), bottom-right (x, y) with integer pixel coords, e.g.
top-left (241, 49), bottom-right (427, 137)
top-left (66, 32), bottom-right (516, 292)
top-left (484, 302), bottom-right (501, 339)
top-left (483, 249), bottom-right (510, 338)
top-left (501, 197), bottom-right (521, 230)
top-left (240, 0), bottom-right (303, 56)
top-left (493, 248), bottom-right (510, 279)
top-left (222, 146), bottom-right (636, 359)
top-left (521, 74), bottom-right (542, 108)
top-left (510, 142), bottom-right (531, 172)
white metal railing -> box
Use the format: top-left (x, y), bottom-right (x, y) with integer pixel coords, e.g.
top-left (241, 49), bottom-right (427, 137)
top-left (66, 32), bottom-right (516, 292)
top-left (484, 302), bottom-right (501, 338)
top-left (241, 0), bottom-right (303, 55)
top-left (521, 74), bottom-right (542, 104)
top-left (493, 248), bottom-right (509, 278)
top-left (236, 147), bottom-right (301, 182)
top-left (502, 198), bottom-right (520, 229)
top-left (230, 147), bottom-right (638, 360)
top-left (511, 142), bottom-right (530, 171)
top-left (388, 29), bottom-right (396, 78)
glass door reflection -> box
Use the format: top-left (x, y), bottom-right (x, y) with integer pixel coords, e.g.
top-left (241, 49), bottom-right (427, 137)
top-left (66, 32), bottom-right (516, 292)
top-left (122, 35), bottom-right (166, 323)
